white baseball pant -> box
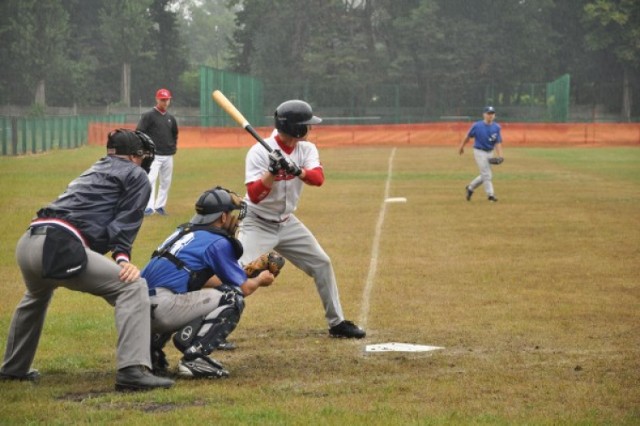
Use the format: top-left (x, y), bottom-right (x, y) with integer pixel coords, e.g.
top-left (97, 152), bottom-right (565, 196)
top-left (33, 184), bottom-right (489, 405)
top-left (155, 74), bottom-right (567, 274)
top-left (146, 154), bottom-right (174, 210)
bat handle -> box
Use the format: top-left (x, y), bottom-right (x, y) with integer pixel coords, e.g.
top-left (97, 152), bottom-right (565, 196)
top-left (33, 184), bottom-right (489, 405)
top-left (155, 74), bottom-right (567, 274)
top-left (246, 125), bottom-right (273, 153)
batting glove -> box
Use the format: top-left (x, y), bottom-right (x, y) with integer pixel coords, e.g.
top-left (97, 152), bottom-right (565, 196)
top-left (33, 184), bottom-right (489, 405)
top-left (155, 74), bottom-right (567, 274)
top-left (268, 150), bottom-right (284, 175)
top-left (280, 156), bottom-right (302, 176)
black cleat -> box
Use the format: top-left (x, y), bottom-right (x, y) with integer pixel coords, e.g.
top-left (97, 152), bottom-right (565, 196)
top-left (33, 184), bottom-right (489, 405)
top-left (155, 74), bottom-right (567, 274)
top-left (151, 348), bottom-right (170, 376)
top-left (0, 369), bottom-right (40, 383)
top-left (177, 355), bottom-right (229, 379)
top-left (329, 320), bottom-right (366, 339)
top-left (115, 365), bottom-right (174, 392)
top-left (488, 195), bottom-right (498, 202)
top-left (465, 186), bottom-right (473, 201)
top-left (217, 340), bottom-right (237, 351)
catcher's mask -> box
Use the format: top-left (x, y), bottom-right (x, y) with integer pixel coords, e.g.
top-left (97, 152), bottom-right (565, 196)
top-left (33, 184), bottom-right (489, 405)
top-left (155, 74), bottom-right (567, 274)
top-left (107, 128), bottom-right (156, 173)
top-left (190, 186), bottom-right (246, 225)
top-left (274, 100), bottom-right (322, 138)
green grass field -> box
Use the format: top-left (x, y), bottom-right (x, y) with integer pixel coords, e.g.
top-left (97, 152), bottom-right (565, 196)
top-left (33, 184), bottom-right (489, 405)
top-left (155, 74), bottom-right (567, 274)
top-left (0, 145), bottom-right (638, 424)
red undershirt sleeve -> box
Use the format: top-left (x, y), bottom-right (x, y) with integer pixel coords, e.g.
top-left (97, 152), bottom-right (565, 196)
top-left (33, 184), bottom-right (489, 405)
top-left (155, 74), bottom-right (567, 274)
top-left (301, 167), bottom-right (324, 186)
top-left (246, 179), bottom-right (272, 203)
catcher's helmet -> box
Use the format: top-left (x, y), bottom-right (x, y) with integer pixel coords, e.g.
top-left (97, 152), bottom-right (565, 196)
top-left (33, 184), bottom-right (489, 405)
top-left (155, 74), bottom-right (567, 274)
top-left (274, 100), bottom-right (322, 138)
top-left (107, 129), bottom-right (156, 173)
top-left (191, 187), bottom-right (246, 225)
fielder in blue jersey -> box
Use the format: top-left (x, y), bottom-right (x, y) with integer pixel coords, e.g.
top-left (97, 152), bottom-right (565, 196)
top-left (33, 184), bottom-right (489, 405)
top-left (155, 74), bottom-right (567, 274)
top-left (458, 106), bottom-right (505, 202)
top-left (141, 187), bottom-right (274, 378)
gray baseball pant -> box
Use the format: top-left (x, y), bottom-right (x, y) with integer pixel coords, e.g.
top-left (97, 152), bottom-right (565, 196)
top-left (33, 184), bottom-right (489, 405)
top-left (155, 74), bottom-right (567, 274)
top-left (469, 148), bottom-right (495, 196)
top-left (150, 287), bottom-right (226, 334)
top-left (238, 214), bottom-right (345, 327)
top-left (1, 230), bottom-right (152, 376)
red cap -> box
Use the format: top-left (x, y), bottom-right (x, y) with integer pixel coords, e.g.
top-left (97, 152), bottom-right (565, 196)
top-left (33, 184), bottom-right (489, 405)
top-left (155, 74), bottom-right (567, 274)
top-left (156, 88), bottom-right (172, 99)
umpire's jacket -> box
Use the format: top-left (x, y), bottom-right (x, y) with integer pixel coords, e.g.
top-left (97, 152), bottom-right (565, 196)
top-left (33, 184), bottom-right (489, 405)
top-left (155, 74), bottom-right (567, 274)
top-left (34, 156), bottom-right (151, 263)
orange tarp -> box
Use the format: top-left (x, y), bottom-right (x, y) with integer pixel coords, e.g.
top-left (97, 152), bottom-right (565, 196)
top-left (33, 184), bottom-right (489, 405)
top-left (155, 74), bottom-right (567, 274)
top-left (88, 122), bottom-right (640, 148)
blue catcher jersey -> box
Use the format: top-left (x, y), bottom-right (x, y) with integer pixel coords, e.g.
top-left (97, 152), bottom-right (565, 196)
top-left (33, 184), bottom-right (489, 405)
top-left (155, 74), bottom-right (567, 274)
top-left (468, 121), bottom-right (502, 151)
top-left (142, 229), bottom-right (246, 294)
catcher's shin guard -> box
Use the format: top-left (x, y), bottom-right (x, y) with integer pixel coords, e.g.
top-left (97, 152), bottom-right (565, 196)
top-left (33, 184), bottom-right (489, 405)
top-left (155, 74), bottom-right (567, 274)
top-left (174, 290), bottom-right (244, 358)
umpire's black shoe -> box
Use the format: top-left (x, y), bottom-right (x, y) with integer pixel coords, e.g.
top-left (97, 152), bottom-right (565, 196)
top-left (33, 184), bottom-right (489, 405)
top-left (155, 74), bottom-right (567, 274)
top-left (0, 369), bottom-right (40, 382)
top-left (465, 186), bottom-right (474, 201)
top-left (115, 365), bottom-right (174, 392)
top-left (329, 320), bottom-right (366, 339)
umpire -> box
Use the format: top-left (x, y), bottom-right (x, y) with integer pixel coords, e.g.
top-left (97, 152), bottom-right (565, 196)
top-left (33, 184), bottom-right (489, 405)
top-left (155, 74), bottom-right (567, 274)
top-left (0, 129), bottom-right (174, 392)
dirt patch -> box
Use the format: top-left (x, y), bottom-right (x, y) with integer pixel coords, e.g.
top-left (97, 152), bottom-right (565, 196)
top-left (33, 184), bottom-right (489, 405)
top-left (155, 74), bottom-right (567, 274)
top-left (57, 391), bottom-right (206, 412)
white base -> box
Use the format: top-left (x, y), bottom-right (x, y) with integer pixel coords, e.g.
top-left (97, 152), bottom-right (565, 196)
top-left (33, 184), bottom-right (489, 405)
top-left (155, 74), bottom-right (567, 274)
top-left (385, 197), bottom-right (407, 203)
top-left (365, 342), bottom-right (444, 352)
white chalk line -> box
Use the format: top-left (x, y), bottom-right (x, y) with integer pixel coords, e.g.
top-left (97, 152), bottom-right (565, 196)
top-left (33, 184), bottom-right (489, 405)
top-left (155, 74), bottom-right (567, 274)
top-left (358, 147), bottom-right (396, 330)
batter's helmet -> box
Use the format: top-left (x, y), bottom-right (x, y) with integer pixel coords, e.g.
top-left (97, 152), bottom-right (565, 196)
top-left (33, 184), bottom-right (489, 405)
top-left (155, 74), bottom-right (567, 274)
top-left (274, 100), bottom-right (322, 138)
top-left (191, 187), bottom-right (246, 225)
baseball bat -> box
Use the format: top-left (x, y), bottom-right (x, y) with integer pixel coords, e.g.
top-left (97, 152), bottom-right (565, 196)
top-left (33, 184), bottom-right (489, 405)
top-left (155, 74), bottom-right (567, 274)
top-left (212, 90), bottom-right (273, 153)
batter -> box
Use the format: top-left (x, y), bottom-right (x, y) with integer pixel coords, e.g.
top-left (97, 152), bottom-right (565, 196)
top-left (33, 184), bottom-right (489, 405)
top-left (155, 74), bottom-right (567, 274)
top-left (237, 99), bottom-right (365, 339)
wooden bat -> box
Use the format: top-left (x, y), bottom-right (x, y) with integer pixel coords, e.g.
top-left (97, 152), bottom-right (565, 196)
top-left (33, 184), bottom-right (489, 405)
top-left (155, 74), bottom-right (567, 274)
top-left (211, 90), bottom-right (273, 153)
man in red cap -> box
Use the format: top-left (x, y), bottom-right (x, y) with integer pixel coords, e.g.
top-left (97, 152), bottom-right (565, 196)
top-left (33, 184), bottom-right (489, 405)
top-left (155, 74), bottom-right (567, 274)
top-left (137, 88), bottom-right (179, 216)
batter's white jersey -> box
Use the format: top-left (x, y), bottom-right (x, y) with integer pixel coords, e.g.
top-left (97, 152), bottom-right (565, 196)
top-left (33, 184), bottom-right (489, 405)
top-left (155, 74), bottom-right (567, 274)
top-left (243, 131), bottom-right (322, 222)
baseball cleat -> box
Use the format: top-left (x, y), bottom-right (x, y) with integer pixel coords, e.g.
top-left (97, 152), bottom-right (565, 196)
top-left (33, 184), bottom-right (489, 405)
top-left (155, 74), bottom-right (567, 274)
top-left (488, 195), bottom-right (498, 202)
top-left (115, 365), bottom-right (174, 392)
top-left (155, 207), bottom-right (169, 216)
top-left (151, 349), bottom-right (170, 376)
top-left (465, 186), bottom-right (473, 201)
top-left (177, 355), bottom-right (229, 379)
top-left (0, 369), bottom-right (40, 382)
top-left (329, 320), bottom-right (366, 339)
top-left (144, 208), bottom-right (155, 216)
top-left (217, 339), bottom-right (237, 351)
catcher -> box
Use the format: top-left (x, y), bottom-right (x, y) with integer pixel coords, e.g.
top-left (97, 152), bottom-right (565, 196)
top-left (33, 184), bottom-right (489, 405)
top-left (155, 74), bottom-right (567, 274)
top-left (141, 187), bottom-right (285, 378)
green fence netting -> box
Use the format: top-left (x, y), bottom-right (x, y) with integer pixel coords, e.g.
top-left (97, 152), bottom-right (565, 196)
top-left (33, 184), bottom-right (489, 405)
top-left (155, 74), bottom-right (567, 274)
top-left (0, 114), bottom-right (126, 156)
top-left (199, 66), bottom-right (265, 127)
top-left (547, 74), bottom-right (571, 122)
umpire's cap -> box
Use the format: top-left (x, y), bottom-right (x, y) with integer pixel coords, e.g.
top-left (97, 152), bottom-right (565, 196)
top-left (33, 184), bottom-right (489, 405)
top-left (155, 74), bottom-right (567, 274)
top-left (107, 129), bottom-right (146, 156)
top-left (191, 187), bottom-right (244, 225)
top-left (483, 106), bottom-right (496, 114)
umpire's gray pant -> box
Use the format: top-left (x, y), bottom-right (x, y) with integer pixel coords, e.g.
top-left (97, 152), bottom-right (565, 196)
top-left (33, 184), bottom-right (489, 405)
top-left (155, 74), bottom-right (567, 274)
top-left (1, 230), bottom-right (152, 376)
top-left (469, 148), bottom-right (495, 196)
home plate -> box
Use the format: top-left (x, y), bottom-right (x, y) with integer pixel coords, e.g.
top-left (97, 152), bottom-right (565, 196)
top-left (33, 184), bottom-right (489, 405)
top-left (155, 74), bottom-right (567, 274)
top-left (385, 197), bottom-right (407, 203)
top-left (365, 342), bottom-right (444, 353)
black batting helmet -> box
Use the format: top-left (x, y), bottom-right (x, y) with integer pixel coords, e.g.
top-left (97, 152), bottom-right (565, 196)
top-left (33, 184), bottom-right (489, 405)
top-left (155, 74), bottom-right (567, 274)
top-left (274, 100), bottom-right (322, 138)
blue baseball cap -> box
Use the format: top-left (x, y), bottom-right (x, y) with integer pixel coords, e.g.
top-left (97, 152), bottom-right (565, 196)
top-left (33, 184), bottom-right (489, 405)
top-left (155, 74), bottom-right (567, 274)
top-left (483, 106), bottom-right (496, 113)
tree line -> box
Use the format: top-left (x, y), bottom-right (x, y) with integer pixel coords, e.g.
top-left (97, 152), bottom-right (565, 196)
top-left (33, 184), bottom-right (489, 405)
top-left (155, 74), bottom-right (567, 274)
top-left (0, 0), bottom-right (638, 119)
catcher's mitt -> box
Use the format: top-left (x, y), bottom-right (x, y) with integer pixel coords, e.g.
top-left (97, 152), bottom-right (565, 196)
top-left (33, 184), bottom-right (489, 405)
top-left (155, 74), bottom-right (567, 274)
top-left (244, 252), bottom-right (285, 278)
top-left (488, 156), bottom-right (504, 165)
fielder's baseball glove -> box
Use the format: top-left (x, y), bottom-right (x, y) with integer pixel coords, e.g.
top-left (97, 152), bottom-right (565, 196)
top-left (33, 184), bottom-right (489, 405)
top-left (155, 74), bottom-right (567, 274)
top-left (488, 156), bottom-right (504, 165)
top-left (243, 252), bottom-right (285, 278)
